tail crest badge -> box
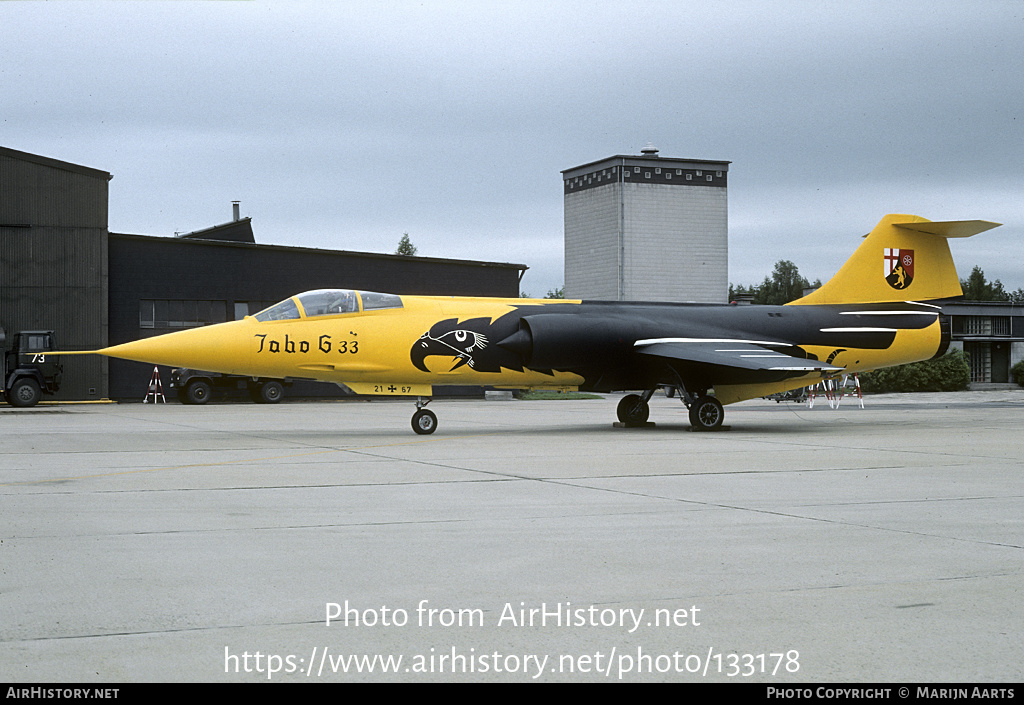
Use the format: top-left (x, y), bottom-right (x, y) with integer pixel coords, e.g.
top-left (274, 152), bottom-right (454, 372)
top-left (884, 248), bottom-right (914, 290)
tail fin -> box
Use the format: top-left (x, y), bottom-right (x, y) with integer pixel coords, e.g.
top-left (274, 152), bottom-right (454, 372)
top-left (789, 214), bottom-right (1000, 305)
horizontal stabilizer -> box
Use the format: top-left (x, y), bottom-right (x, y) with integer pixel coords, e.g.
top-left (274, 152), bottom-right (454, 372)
top-left (893, 220), bottom-right (1001, 238)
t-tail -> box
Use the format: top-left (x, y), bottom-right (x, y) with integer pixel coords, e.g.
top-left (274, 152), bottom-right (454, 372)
top-left (789, 214), bottom-right (1001, 306)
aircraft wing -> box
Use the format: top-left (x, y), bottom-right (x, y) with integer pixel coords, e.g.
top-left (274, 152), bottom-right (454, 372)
top-left (633, 338), bottom-right (842, 373)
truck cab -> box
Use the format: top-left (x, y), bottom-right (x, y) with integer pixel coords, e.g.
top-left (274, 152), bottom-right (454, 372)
top-left (1, 329), bottom-right (62, 407)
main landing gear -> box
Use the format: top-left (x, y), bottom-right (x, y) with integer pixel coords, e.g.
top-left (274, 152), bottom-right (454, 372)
top-left (687, 394), bottom-right (724, 431)
top-left (411, 397), bottom-right (437, 435)
top-left (617, 386), bottom-right (725, 431)
top-left (407, 391), bottom-right (724, 435)
top-left (616, 391), bottom-right (653, 424)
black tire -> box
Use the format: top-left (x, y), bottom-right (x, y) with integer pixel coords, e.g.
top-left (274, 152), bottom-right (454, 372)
top-left (255, 381), bottom-right (284, 404)
top-left (616, 393), bottom-right (650, 424)
top-left (412, 408), bottom-right (438, 435)
top-left (688, 395), bottom-right (724, 431)
top-left (184, 380), bottom-right (212, 405)
top-left (8, 378), bottom-right (41, 407)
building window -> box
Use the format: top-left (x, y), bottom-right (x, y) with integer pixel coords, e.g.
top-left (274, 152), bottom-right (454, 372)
top-left (962, 316), bottom-right (992, 335)
top-left (964, 342), bottom-right (991, 382)
top-left (140, 300), bottom-right (227, 329)
top-left (140, 301), bottom-right (154, 328)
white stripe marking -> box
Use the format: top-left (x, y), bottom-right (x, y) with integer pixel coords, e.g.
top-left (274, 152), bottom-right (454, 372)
top-left (820, 327), bottom-right (897, 333)
top-left (635, 338), bottom-right (787, 347)
top-left (839, 311), bottom-right (936, 316)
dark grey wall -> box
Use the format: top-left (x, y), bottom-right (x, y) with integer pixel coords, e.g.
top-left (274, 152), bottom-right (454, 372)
top-left (0, 148), bottom-right (110, 400)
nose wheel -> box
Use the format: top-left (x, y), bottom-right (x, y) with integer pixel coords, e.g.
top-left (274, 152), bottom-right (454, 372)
top-left (411, 398), bottom-right (437, 435)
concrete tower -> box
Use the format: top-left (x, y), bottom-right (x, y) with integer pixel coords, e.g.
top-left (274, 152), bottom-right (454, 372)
top-left (562, 146), bottom-right (729, 302)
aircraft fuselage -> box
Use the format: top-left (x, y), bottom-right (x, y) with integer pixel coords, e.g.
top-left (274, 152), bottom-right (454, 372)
top-left (101, 292), bottom-right (946, 406)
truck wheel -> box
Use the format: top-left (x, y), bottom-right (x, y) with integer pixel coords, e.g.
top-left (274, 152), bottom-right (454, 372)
top-left (255, 381), bottom-right (284, 404)
top-left (8, 378), bottom-right (41, 407)
top-left (185, 380), bottom-right (212, 405)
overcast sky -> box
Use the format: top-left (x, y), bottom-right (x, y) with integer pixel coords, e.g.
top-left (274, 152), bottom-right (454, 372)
top-left (3, 1), bottom-right (1022, 298)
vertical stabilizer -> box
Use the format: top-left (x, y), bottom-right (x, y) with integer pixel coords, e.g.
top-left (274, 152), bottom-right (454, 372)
top-left (789, 214), bottom-right (1000, 305)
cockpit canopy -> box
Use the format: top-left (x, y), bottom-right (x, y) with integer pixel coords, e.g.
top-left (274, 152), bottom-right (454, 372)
top-left (253, 289), bottom-right (403, 322)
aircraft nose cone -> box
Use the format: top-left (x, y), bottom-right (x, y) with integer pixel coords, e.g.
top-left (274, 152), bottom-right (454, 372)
top-left (99, 320), bottom-right (254, 373)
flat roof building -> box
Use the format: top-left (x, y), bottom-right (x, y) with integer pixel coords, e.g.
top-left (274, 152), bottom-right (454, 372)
top-left (563, 146), bottom-right (729, 303)
top-left (941, 300), bottom-right (1024, 384)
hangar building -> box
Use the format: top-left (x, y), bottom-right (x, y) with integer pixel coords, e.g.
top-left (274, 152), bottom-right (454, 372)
top-left (1, 146), bottom-right (525, 401)
top-left (944, 301), bottom-right (1024, 385)
top-left (562, 146), bottom-right (730, 303)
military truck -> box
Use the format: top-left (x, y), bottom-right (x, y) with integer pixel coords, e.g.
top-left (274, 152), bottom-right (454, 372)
top-left (170, 367), bottom-right (287, 405)
top-left (1, 329), bottom-right (63, 407)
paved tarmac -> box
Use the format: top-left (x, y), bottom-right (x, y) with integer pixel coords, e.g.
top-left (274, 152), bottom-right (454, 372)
top-left (1, 390), bottom-right (1022, 683)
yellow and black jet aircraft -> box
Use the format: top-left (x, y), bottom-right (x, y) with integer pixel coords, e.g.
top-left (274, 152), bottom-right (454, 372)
top-left (78, 214), bottom-right (998, 434)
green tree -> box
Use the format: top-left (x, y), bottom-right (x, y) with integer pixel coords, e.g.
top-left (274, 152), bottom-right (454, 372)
top-left (960, 266), bottom-right (1008, 301)
top-left (728, 283), bottom-right (756, 302)
top-left (732, 260), bottom-right (818, 305)
top-left (544, 286), bottom-right (565, 299)
top-left (395, 233), bottom-right (418, 256)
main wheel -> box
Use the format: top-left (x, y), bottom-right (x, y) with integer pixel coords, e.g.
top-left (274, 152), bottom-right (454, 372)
top-left (254, 380), bottom-right (284, 404)
top-left (688, 395), bottom-right (724, 431)
top-left (616, 393), bottom-right (650, 424)
top-left (8, 378), bottom-right (41, 407)
top-left (412, 408), bottom-right (438, 435)
top-left (184, 380), bottom-right (212, 405)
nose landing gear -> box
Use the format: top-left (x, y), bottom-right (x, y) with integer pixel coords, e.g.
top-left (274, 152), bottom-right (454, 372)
top-left (411, 397), bottom-right (437, 435)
